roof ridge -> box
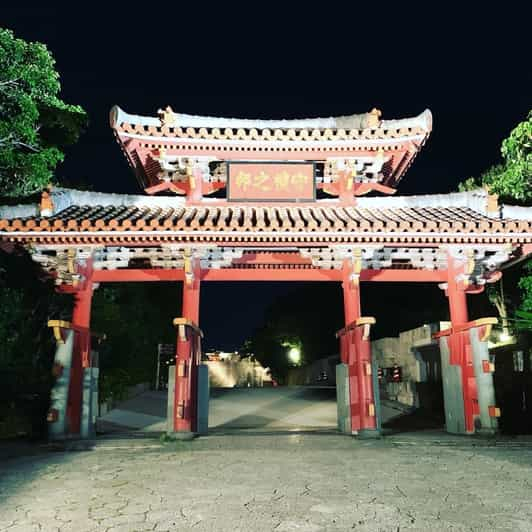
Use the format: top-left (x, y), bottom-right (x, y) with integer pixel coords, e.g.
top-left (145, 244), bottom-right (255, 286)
top-left (356, 189), bottom-right (498, 217)
top-left (50, 187), bottom-right (186, 214)
top-left (1, 188), bottom-right (530, 222)
top-left (110, 106), bottom-right (432, 132)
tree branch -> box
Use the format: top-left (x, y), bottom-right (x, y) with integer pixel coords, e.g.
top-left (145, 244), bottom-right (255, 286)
top-left (0, 134), bottom-right (40, 152)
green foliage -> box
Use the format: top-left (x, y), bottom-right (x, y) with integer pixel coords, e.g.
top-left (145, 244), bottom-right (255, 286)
top-left (249, 283), bottom-right (450, 380)
top-left (91, 283), bottom-right (182, 394)
top-left (458, 112), bottom-right (531, 202)
top-left (519, 275), bottom-right (532, 312)
top-left (249, 285), bottom-right (343, 381)
top-left (460, 114), bottom-right (532, 331)
top-left (0, 249), bottom-right (72, 439)
top-left (99, 368), bottom-right (132, 403)
top-left (457, 176), bottom-right (480, 192)
top-left (515, 310), bottom-right (532, 331)
top-left (0, 28), bottom-right (87, 196)
top-left (0, 249), bottom-right (72, 373)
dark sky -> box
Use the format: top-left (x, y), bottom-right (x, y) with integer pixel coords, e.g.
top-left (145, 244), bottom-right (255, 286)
top-left (2, 7), bottom-right (531, 349)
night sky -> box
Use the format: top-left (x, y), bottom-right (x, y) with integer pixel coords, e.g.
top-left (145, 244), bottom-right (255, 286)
top-left (2, 7), bottom-right (530, 350)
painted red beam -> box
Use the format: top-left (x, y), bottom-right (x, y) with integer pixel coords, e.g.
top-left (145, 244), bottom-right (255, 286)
top-left (93, 268), bottom-right (448, 283)
top-left (93, 269), bottom-right (185, 282)
top-left (362, 269), bottom-right (447, 282)
top-left (232, 252), bottom-right (311, 265)
top-left (201, 269), bottom-right (342, 281)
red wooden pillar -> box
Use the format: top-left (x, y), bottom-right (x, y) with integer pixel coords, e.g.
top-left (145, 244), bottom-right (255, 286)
top-left (173, 259), bottom-right (201, 433)
top-left (341, 264), bottom-right (379, 437)
top-left (447, 272), bottom-right (468, 326)
top-left (353, 319), bottom-right (378, 435)
top-left (445, 253), bottom-right (477, 433)
top-left (342, 276), bottom-right (360, 325)
top-left (68, 279), bottom-right (93, 435)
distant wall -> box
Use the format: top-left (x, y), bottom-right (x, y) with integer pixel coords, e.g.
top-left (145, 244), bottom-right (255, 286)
top-left (283, 323), bottom-right (446, 413)
top-left (206, 358), bottom-right (272, 388)
top-left (286, 355), bottom-right (340, 386)
top-left (372, 323), bottom-right (446, 407)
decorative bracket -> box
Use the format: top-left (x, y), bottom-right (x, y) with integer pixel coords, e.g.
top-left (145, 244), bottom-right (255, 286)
top-left (433, 317), bottom-right (498, 341)
top-left (183, 248), bottom-right (194, 286)
top-left (48, 319), bottom-right (72, 344)
top-left (173, 317), bottom-right (204, 342)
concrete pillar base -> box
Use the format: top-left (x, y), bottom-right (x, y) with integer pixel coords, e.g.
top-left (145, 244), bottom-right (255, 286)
top-left (165, 431), bottom-right (197, 441)
top-left (355, 429), bottom-right (381, 439)
top-left (475, 427), bottom-right (497, 437)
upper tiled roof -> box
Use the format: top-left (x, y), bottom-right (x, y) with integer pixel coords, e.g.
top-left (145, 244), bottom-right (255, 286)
top-left (110, 107), bottom-right (433, 193)
top-left (110, 106), bottom-right (432, 144)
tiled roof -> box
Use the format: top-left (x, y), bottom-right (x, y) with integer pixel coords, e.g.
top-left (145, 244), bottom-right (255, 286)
top-left (1, 189), bottom-right (530, 245)
top-left (110, 107), bottom-right (432, 144)
top-left (110, 107), bottom-right (433, 193)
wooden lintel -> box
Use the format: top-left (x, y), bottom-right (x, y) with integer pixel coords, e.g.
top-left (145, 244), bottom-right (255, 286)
top-left (92, 267), bottom-right (448, 283)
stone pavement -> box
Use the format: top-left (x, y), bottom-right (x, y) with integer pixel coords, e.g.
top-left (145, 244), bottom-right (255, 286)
top-left (1, 431), bottom-right (532, 532)
top-left (98, 387), bottom-right (402, 433)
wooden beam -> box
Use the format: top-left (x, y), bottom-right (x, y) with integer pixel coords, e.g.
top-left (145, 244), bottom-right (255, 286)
top-left (361, 269), bottom-right (447, 282)
top-left (93, 269), bottom-right (185, 282)
top-left (93, 268), bottom-right (448, 283)
top-left (201, 269), bottom-right (342, 282)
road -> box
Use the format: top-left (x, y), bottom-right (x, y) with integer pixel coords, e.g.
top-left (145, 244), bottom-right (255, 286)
top-left (99, 386), bottom-right (403, 433)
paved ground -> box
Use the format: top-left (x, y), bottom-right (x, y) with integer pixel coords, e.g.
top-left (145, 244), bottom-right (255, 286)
top-left (2, 387), bottom-right (532, 531)
top-left (98, 386), bottom-right (403, 432)
top-left (2, 432), bottom-right (532, 531)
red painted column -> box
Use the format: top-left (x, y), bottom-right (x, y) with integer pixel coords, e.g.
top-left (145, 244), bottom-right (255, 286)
top-left (447, 271), bottom-right (468, 326)
top-left (445, 254), bottom-right (477, 433)
top-left (173, 260), bottom-right (201, 433)
top-left (68, 279), bottom-right (93, 435)
top-left (342, 270), bottom-right (361, 326)
top-left (341, 263), bottom-right (378, 436)
top-left (355, 322), bottom-right (377, 434)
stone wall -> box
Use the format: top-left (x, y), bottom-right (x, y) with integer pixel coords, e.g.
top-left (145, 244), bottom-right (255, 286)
top-left (205, 357), bottom-right (272, 388)
top-left (372, 322), bottom-right (448, 406)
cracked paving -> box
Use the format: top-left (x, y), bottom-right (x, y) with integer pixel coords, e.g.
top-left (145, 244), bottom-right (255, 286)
top-left (1, 433), bottom-right (532, 531)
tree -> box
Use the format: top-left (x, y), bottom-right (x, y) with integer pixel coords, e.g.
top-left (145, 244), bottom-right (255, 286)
top-left (459, 112), bottom-right (531, 203)
top-left (515, 262), bottom-right (532, 331)
top-left (0, 28), bottom-right (87, 197)
top-left (459, 112), bottom-right (532, 331)
top-left (0, 29), bottom-right (86, 438)
top-left (91, 283), bottom-right (182, 399)
top-left (0, 249), bottom-right (72, 438)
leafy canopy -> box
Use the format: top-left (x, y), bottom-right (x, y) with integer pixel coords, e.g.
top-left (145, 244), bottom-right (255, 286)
top-left (459, 111), bottom-right (531, 202)
top-left (459, 113), bottom-right (532, 331)
top-left (0, 28), bottom-right (87, 197)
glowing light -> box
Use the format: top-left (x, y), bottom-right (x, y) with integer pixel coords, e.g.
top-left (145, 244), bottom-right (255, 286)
top-left (288, 347), bottom-right (301, 364)
top-left (499, 331), bottom-right (512, 343)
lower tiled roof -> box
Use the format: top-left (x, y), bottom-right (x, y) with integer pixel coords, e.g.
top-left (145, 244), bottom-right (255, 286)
top-left (1, 203), bottom-right (530, 236)
top-left (1, 189), bottom-right (530, 246)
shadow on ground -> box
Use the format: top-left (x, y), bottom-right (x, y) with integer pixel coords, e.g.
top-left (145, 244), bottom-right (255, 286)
top-left (382, 407), bottom-right (445, 434)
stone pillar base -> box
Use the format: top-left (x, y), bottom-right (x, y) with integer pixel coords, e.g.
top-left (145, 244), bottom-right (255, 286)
top-left (165, 431), bottom-right (196, 441)
top-left (356, 428), bottom-right (381, 439)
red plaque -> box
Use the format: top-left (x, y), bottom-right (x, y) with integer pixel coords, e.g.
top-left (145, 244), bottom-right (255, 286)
top-left (227, 162), bottom-right (315, 201)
